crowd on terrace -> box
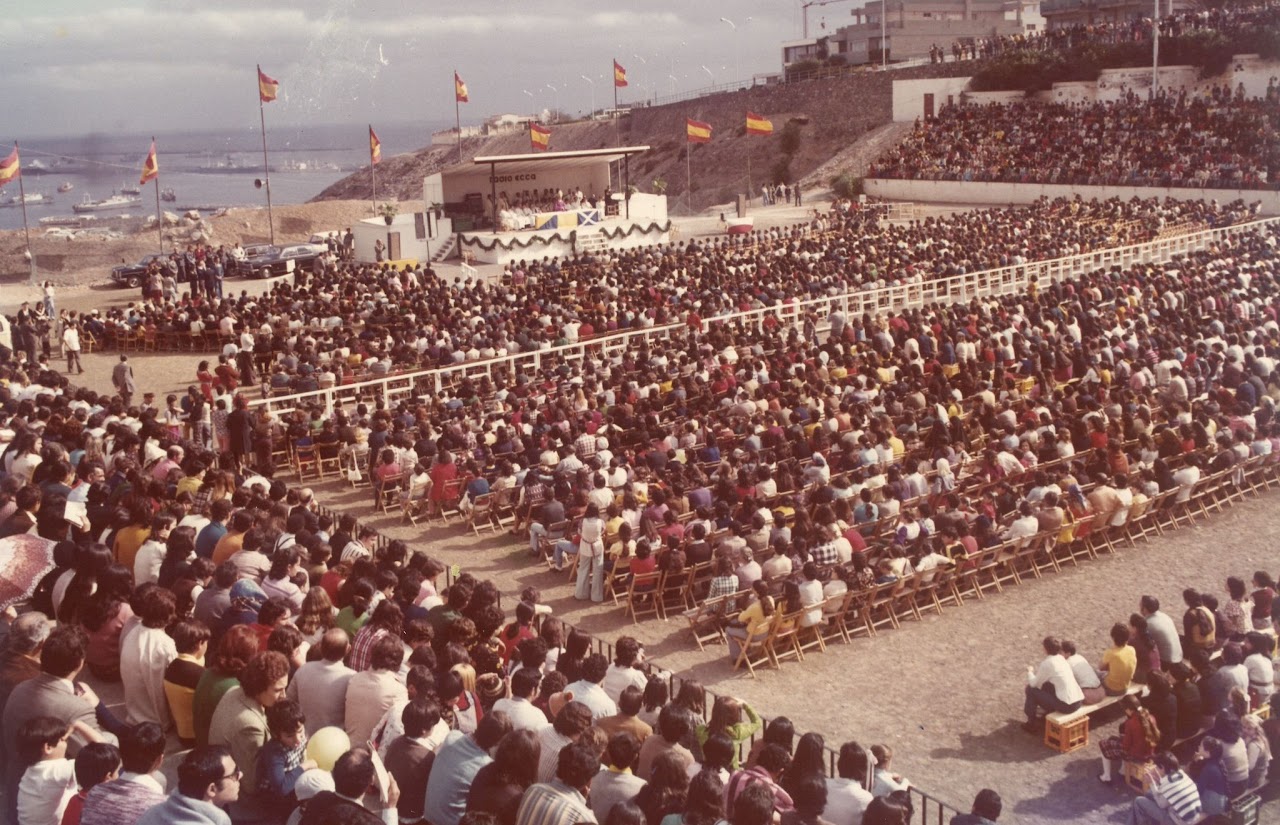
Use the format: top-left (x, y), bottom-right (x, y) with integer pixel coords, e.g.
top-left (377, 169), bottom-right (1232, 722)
top-left (868, 91), bottom-right (1280, 190)
top-left (935, 5), bottom-right (1280, 63)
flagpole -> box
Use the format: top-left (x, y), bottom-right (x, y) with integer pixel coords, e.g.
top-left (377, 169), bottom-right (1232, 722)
top-left (747, 136), bottom-right (753, 210)
top-left (153, 137), bottom-right (163, 255)
top-left (15, 142), bottom-right (34, 283)
top-left (455, 70), bottom-right (462, 165)
top-left (370, 126), bottom-right (377, 216)
top-left (685, 136), bottom-right (692, 216)
top-left (257, 64), bottom-right (276, 247)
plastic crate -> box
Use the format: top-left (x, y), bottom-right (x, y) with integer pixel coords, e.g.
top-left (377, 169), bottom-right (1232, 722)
top-left (1231, 792), bottom-right (1259, 825)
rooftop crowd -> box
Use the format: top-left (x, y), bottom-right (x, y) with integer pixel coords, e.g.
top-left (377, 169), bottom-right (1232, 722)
top-left (868, 91), bottom-right (1280, 191)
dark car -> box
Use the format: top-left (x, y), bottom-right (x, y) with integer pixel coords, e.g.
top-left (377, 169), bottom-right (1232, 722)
top-left (231, 243), bottom-right (323, 279)
top-left (110, 253), bottom-right (168, 288)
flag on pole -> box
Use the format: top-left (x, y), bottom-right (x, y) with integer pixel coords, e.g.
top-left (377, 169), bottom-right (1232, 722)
top-left (454, 72), bottom-right (469, 102)
top-left (369, 126), bottom-right (382, 165)
top-left (0, 146), bottom-right (19, 186)
top-left (746, 112), bottom-right (774, 135)
top-left (258, 67), bottom-right (279, 103)
top-left (139, 141), bottom-right (159, 185)
top-left (613, 60), bottom-right (628, 87)
top-left (530, 123), bottom-right (551, 151)
top-left (686, 119), bottom-right (712, 143)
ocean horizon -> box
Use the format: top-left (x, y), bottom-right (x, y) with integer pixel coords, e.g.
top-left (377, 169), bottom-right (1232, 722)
top-left (0, 120), bottom-right (449, 232)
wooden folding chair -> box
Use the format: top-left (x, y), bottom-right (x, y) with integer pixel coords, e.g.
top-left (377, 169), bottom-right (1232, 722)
top-left (375, 473), bottom-right (403, 515)
top-left (765, 610), bottom-right (805, 668)
top-left (292, 440), bottom-right (321, 481)
top-left (821, 589), bottom-right (860, 644)
top-left (489, 486), bottom-right (518, 532)
top-left (683, 591), bottom-right (738, 650)
top-left (625, 571), bottom-right (663, 624)
top-left (466, 493), bottom-right (496, 536)
top-left (865, 579), bottom-right (904, 635)
top-left (731, 619), bottom-right (774, 678)
top-left (433, 478), bottom-right (466, 525)
top-left (659, 567), bottom-right (694, 615)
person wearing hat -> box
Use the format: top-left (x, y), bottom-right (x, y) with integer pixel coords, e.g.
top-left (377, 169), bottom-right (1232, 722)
top-left (284, 769), bottom-right (334, 825)
top-left (222, 579), bottom-right (268, 633)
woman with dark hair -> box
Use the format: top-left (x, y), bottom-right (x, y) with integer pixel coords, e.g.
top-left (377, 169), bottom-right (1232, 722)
top-left (634, 750), bottom-right (690, 825)
top-left (57, 542), bottom-right (113, 626)
top-left (156, 526), bottom-right (198, 589)
top-left (697, 696), bottom-right (762, 771)
top-left (1208, 712), bottom-right (1251, 796)
top-left (466, 728), bottom-right (541, 825)
top-left (1141, 671), bottom-right (1178, 752)
top-left (605, 800), bottom-right (648, 825)
top-left (780, 732), bottom-right (826, 802)
top-left (1222, 576), bottom-right (1253, 640)
top-left (1127, 614), bottom-right (1161, 682)
top-left (662, 768), bottom-right (725, 825)
top-left (1250, 571), bottom-right (1275, 630)
top-left (557, 628), bottom-right (593, 685)
top-left (747, 716), bottom-right (796, 768)
top-left (80, 563), bottom-right (135, 681)
top-left (335, 578), bottom-right (377, 636)
top-left (638, 674), bottom-right (669, 729)
top-left (261, 547), bottom-right (307, 613)
top-left (497, 600), bottom-right (537, 666)
top-left (120, 584), bottom-right (179, 727)
top-left (192, 624), bottom-right (259, 746)
top-left (862, 790), bottom-right (914, 825)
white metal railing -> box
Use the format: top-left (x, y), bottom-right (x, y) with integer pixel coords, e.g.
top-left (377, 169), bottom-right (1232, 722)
top-left (250, 216), bottom-right (1279, 418)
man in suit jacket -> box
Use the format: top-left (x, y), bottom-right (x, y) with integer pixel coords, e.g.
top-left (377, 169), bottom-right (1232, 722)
top-left (112, 354), bottom-right (136, 407)
top-left (286, 628), bottom-right (354, 731)
top-left (2, 625), bottom-right (115, 822)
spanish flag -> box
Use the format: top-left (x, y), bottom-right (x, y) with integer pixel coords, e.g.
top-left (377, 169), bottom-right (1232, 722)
top-left (369, 126), bottom-right (382, 165)
top-left (454, 71), bottom-right (469, 103)
top-left (140, 140), bottom-right (159, 186)
top-left (256, 65), bottom-right (279, 102)
top-left (686, 118), bottom-right (712, 144)
top-left (614, 60), bottom-right (628, 88)
top-left (530, 123), bottom-right (551, 152)
top-left (0, 145), bottom-right (19, 186)
top-left (746, 112), bottom-right (773, 135)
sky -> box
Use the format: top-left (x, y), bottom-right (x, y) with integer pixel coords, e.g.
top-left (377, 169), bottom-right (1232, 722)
top-left (2, 0), bottom-right (849, 140)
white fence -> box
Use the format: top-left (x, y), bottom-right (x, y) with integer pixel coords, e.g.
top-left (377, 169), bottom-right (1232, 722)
top-left (249, 216), bottom-right (1279, 418)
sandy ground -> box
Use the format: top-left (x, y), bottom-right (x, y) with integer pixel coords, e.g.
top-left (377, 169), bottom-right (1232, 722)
top-left (47, 199), bottom-right (1249, 824)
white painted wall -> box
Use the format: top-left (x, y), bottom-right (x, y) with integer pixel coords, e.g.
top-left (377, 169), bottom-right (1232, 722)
top-left (460, 222), bottom-right (672, 266)
top-left (963, 90), bottom-right (1025, 105)
top-left (864, 178), bottom-right (1280, 214)
top-left (353, 213), bottom-right (437, 264)
top-left (891, 76), bottom-right (972, 122)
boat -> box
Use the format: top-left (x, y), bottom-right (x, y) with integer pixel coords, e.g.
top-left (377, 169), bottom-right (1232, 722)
top-left (160, 188), bottom-right (176, 202)
top-left (0, 192), bottom-right (53, 207)
top-left (120, 182), bottom-right (141, 195)
top-left (39, 215), bottom-right (97, 227)
top-left (72, 193), bottom-right (142, 213)
top-left (57, 182), bottom-right (74, 193)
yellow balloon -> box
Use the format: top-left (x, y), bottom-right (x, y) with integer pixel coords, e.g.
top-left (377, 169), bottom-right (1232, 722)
top-left (304, 726), bottom-right (351, 772)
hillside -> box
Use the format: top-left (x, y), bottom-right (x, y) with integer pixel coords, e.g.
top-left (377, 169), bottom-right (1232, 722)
top-left (313, 63), bottom-right (970, 214)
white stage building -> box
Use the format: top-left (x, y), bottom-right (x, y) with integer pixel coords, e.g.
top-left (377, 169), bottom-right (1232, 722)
top-left (423, 146), bottom-right (670, 266)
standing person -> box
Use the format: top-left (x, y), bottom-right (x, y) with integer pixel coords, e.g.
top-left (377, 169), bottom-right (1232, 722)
top-left (793, 183), bottom-right (802, 206)
top-left (112, 356), bottom-right (136, 408)
top-left (62, 320), bottom-right (83, 375)
top-left (226, 395), bottom-right (254, 472)
top-left (574, 503), bottom-right (606, 603)
top-left (42, 281), bottom-right (56, 317)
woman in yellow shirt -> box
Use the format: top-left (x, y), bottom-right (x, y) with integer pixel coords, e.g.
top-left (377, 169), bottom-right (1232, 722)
top-left (1097, 623), bottom-right (1137, 695)
top-left (726, 580), bottom-right (775, 663)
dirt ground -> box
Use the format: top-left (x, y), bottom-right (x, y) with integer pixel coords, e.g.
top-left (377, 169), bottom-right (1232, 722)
top-left (40, 200), bottom-right (1276, 825)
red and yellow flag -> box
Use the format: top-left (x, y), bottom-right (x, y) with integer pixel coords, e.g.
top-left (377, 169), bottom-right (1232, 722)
top-left (258, 66), bottom-right (279, 103)
top-left (139, 141), bottom-right (158, 185)
top-left (369, 126), bottom-right (382, 165)
top-left (0, 145), bottom-right (19, 186)
top-left (686, 118), bottom-right (712, 143)
top-left (530, 123), bottom-right (551, 152)
top-left (454, 72), bottom-right (469, 103)
top-left (746, 112), bottom-right (773, 135)
top-left (613, 60), bottom-right (628, 88)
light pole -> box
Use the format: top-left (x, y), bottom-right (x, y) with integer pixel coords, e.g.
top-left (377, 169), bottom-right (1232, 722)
top-left (719, 17), bottom-right (740, 83)
top-left (580, 74), bottom-right (595, 118)
top-left (881, 0), bottom-right (888, 67)
top-left (522, 88), bottom-right (535, 119)
top-left (1151, 0), bottom-right (1160, 96)
top-left (701, 64), bottom-right (715, 86)
top-left (545, 84), bottom-right (559, 122)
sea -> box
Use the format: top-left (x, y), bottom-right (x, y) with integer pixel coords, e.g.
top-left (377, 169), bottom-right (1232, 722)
top-left (0, 121), bottom-right (447, 232)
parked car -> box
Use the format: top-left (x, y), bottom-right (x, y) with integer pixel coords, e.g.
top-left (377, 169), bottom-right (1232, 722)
top-left (110, 253), bottom-right (168, 288)
top-left (231, 243), bottom-right (323, 278)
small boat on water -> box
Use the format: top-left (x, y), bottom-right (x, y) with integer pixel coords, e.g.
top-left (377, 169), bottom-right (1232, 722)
top-left (39, 214), bottom-right (97, 227)
top-left (57, 182), bottom-right (74, 193)
top-left (160, 188), bottom-right (176, 202)
top-left (120, 183), bottom-right (141, 195)
top-left (0, 192), bottom-right (53, 207)
top-left (72, 192), bottom-right (142, 213)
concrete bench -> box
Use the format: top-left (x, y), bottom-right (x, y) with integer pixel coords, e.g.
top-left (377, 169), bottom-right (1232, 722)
top-left (1044, 683), bottom-right (1145, 753)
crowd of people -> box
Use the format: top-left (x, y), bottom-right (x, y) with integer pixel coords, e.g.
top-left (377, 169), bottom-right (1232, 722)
top-left (868, 92), bottom-right (1280, 190)
top-left (1024, 579), bottom-right (1277, 824)
top-left (932, 5), bottom-right (1280, 65)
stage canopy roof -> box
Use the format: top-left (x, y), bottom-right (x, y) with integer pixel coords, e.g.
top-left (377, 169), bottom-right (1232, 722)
top-left (470, 145), bottom-right (651, 176)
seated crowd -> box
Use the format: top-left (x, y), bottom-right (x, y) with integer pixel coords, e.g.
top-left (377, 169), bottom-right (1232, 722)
top-left (48, 195), bottom-right (1253, 392)
top-left (0, 445), bottom-right (941, 825)
top-left (1024, 581), bottom-right (1278, 824)
top-left (869, 91), bottom-right (1280, 190)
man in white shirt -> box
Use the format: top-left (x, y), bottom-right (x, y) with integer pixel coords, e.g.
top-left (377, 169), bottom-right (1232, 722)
top-left (1023, 636), bottom-right (1084, 732)
top-left (600, 638), bottom-right (648, 704)
top-left (825, 742), bottom-right (874, 825)
top-left (491, 668), bottom-right (550, 732)
top-left (563, 654), bottom-right (617, 720)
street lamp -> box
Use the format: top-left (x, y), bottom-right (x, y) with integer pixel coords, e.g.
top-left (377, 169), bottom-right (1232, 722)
top-left (720, 16), bottom-right (750, 82)
top-left (545, 84), bottom-right (559, 121)
top-left (580, 74), bottom-right (596, 118)
top-left (700, 64), bottom-right (715, 85)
